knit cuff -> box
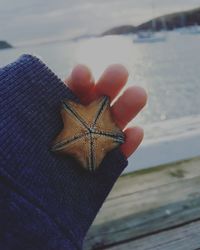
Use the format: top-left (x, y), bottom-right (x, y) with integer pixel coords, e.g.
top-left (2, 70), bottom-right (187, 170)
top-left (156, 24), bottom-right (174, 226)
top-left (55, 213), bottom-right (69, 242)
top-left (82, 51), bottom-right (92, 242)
top-left (0, 54), bottom-right (128, 248)
top-left (0, 53), bottom-right (78, 181)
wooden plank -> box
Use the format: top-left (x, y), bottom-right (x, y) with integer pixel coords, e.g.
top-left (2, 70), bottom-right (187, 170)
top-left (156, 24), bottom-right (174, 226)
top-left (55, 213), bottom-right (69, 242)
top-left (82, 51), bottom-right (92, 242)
top-left (94, 164), bottom-right (200, 224)
top-left (108, 157), bottom-right (200, 200)
top-left (83, 158), bottom-right (200, 249)
top-left (108, 220), bottom-right (200, 250)
top-left (84, 197), bottom-right (200, 249)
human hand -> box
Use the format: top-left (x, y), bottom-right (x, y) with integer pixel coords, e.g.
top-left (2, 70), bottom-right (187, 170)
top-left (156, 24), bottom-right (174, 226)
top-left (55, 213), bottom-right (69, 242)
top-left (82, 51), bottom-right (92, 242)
top-left (65, 64), bottom-right (147, 158)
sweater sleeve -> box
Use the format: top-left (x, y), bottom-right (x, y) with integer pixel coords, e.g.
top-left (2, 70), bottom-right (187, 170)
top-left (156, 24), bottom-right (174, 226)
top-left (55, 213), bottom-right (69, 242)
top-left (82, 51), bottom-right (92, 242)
top-left (0, 54), bottom-right (128, 250)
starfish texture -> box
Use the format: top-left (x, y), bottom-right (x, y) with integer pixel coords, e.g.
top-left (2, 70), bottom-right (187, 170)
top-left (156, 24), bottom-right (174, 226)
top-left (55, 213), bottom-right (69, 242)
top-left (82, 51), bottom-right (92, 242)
top-left (51, 96), bottom-right (125, 172)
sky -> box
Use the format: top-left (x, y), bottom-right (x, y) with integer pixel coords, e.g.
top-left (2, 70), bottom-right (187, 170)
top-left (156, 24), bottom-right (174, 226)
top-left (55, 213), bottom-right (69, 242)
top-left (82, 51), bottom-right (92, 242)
top-left (0, 0), bottom-right (200, 45)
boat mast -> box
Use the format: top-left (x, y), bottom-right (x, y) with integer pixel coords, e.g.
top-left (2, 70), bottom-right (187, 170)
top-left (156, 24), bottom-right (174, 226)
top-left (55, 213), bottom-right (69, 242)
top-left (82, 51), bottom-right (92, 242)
top-left (151, 0), bottom-right (156, 31)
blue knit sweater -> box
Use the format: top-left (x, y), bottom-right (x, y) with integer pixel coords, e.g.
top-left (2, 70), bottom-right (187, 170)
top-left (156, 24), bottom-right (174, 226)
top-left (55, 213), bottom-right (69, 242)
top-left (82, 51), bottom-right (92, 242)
top-left (0, 54), bottom-right (128, 250)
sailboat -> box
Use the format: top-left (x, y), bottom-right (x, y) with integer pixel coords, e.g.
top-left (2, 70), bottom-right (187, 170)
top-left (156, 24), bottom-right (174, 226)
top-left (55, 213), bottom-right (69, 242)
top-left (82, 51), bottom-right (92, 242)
top-left (180, 24), bottom-right (200, 35)
top-left (133, 2), bottom-right (167, 43)
top-left (188, 24), bottom-right (200, 34)
top-left (133, 29), bottom-right (167, 43)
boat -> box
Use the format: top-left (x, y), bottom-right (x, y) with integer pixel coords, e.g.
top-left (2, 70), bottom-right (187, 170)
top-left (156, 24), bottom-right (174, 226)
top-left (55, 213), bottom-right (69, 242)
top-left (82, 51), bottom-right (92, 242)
top-left (133, 30), bottom-right (166, 43)
top-left (180, 24), bottom-right (200, 35)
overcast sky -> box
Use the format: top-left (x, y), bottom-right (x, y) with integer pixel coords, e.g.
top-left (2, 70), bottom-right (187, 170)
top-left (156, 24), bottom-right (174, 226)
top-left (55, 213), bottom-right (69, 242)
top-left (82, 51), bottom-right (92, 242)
top-left (0, 0), bottom-right (200, 45)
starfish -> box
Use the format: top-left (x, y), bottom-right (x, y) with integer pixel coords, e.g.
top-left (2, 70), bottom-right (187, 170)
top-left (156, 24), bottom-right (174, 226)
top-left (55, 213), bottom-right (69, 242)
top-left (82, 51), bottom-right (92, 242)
top-left (51, 96), bottom-right (125, 172)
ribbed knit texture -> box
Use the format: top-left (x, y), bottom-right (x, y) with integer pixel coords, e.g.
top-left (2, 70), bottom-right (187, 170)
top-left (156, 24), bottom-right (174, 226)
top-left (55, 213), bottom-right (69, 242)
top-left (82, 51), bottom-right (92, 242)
top-left (0, 54), bottom-right (128, 250)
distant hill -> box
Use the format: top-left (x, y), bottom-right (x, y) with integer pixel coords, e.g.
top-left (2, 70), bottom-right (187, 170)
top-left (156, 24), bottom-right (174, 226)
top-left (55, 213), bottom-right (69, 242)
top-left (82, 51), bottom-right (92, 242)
top-left (138, 6), bottom-right (200, 31)
top-left (0, 41), bottom-right (12, 49)
top-left (102, 25), bottom-right (136, 36)
top-left (70, 34), bottom-right (95, 42)
top-left (102, 6), bottom-right (200, 36)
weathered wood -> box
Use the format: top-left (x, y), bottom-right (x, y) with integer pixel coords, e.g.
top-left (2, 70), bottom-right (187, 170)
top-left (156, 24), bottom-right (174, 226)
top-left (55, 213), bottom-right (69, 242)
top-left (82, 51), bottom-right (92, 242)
top-left (108, 157), bottom-right (200, 200)
top-left (108, 220), bottom-right (200, 250)
top-left (83, 157), bottom-right (200, 250)
top-left (94, 159), bottom-right (200, 225)
top-left (84, 197), bottom-right (200, 249)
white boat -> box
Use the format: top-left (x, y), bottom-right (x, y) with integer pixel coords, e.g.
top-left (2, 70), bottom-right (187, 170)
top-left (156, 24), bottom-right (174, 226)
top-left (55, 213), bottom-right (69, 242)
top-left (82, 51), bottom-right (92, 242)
top-left (180, 24), bottom-right (200, 35)
top-left (133, 30), bottom-right (167, 43)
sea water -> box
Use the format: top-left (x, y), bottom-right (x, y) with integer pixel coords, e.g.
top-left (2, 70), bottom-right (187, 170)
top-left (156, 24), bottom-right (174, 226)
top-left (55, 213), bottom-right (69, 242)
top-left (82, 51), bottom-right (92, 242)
top-left (0, 32), bottom-right (200, 132)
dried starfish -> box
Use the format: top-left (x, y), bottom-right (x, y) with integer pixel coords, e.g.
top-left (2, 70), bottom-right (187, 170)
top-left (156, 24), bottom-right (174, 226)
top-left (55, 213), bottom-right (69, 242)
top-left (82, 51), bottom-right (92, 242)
top-left (51, 96), bottom-right (125, 172)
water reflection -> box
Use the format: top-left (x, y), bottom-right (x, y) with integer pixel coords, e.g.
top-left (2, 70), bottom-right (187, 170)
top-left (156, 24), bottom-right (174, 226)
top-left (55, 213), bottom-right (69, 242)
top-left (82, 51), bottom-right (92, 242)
top-left (0, 33), bottom-right (200, 129)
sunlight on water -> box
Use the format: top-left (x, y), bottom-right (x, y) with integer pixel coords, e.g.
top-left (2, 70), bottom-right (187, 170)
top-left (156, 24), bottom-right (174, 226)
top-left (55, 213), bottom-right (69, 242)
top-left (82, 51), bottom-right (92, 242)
top-left (1, 33), bottom-right (200, 129)
top-left (75, 36), bottom-right (133, 80)
top-left (74, 35), bottom-right (151, 94)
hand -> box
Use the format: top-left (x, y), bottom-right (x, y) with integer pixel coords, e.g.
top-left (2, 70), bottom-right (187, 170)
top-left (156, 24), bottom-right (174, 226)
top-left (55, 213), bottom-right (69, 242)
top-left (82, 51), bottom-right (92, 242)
top-left (65, 64), bottom-right (147, 158)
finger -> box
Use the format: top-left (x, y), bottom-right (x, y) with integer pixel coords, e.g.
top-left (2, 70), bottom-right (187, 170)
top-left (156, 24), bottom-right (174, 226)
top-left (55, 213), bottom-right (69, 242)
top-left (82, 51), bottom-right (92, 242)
top-left (120, 126), bottom-right (144, 158)
top-left (64, 64), bottom-right (95, 104)
top-left (94, 64), bottom-right (129, 102)
top-left (112, 86), bottom-right (147, 129)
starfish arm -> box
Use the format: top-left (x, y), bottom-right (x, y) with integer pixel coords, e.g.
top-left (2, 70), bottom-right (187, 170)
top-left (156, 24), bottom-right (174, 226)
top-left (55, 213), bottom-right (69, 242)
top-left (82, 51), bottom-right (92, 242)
top-left (62, 100), bottom-right (89, 129)
top-left (92, 133), bottom-right (122, 171)
top-left (88, 134), bottom-right (95, 172)
top-left (91, 96), bottom-right (109, 127)
top-left (51, 133), bottom-right (87, 151)
top-left (93, 130), bottom-right (125, 144)
top-left (57, 134), bottom-right (92, 171)
top-left (94, 98), bottom-right (122, 135)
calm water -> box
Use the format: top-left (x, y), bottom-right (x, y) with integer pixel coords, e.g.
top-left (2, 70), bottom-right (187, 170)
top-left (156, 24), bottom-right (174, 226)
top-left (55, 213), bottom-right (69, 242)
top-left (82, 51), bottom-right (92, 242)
top-left (1, 32), bottom-right (200, 128)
